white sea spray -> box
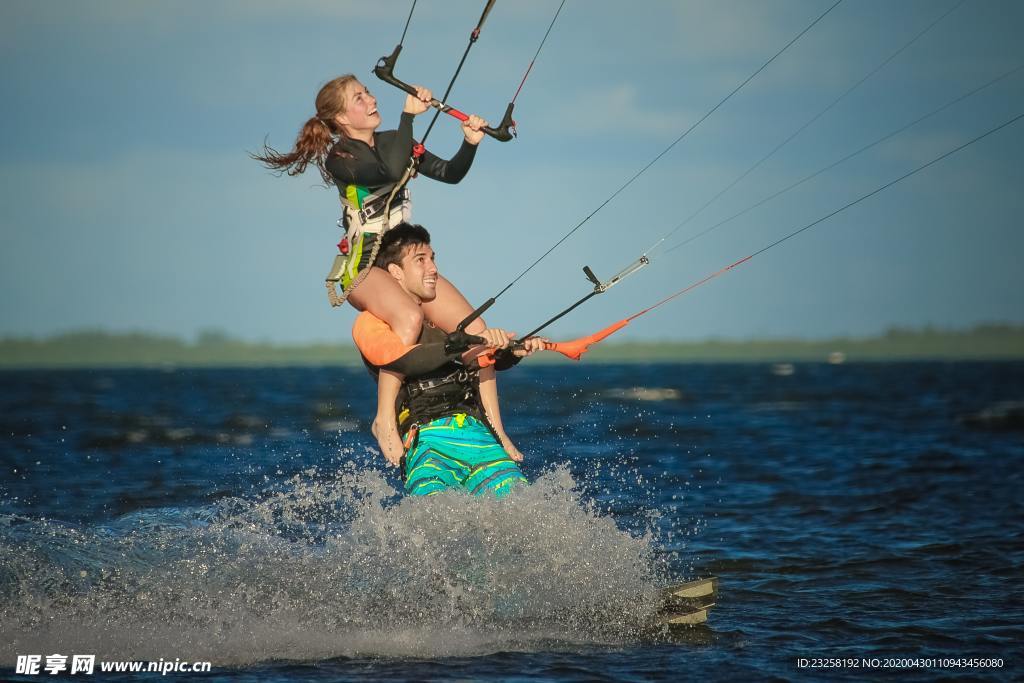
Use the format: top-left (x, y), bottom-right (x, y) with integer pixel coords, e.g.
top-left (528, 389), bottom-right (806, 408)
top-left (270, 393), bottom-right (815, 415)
top-left (0, 465), bottom-right (671, 665)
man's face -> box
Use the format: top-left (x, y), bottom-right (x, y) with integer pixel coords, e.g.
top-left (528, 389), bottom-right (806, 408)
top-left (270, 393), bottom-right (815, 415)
top-left (394, 243), bottom-right (438, 302)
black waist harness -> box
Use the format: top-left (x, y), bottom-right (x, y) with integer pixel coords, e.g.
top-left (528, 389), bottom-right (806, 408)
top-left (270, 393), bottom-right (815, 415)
top-left (397, 364), bottom-right (484, 434)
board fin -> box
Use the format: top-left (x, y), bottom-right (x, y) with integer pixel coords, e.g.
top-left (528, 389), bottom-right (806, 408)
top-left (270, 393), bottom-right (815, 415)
top-left (662, 576), bottom-right (718, 600)
top-left (659, 608), bottom-right (710, 626)
top-left (657, 576), bottom-right (719, 627)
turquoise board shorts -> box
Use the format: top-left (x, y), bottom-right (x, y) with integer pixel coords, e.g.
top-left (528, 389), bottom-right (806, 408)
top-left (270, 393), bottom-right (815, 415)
top-left (401, 414), bottom-right (527, 498)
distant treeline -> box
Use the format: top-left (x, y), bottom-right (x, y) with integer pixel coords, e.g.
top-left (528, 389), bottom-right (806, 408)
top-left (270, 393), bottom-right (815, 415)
top-left (1, 324), bottom-right (1023, 368)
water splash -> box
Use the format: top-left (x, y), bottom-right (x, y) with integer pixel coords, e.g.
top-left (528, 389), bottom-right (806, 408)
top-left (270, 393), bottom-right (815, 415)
top-left (1, 466), bottom-right (670, 665)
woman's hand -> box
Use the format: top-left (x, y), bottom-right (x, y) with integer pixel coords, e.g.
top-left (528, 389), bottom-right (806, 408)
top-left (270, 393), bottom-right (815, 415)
top-left (462, 115), bottom-right (487, 145)
top-left (403, 85), bottom-right (433, 115)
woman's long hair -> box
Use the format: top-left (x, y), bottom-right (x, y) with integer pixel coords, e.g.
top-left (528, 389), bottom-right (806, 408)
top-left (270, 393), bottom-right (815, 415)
top-left (252, 74), bottom-right (357, 184)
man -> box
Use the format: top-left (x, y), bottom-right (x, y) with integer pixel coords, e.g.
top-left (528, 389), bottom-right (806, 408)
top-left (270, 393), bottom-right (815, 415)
top-left (351, 223), bottom-right (543, 497)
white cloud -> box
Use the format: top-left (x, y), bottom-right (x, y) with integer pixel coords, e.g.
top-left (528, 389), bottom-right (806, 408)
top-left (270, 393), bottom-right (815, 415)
top-left (537, 82), bottom-right (696, 136)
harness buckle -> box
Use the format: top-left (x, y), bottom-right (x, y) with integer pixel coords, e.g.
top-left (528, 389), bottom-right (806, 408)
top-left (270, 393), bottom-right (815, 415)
top-left (356, 205), bottom-right (376, 225)
top-left (355, 187), bottom-right (412, 226)
top-left (409, 365), bottom-right (476, 393)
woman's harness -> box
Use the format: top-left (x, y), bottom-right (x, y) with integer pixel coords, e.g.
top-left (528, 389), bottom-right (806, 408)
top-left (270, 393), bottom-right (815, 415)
top-left (325, 157), bottom-right (418, 308)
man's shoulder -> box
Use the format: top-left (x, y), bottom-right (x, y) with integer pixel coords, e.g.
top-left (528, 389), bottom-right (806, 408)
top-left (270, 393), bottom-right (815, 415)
top-left (352, 311), bottom-right (392, 350)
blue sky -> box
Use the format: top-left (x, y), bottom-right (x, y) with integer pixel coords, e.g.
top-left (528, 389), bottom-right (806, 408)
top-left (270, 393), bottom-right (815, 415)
top-left (1, 0), bottom-right (1022, 343)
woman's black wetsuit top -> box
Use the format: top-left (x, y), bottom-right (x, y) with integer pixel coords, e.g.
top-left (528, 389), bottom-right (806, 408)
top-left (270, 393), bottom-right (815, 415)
top-left (326, 112), bottom-right (477, 204)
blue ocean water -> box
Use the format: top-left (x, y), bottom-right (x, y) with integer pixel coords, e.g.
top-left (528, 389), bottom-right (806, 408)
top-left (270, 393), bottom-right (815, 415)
top-left (1, 362), bottom-right (1022, 681)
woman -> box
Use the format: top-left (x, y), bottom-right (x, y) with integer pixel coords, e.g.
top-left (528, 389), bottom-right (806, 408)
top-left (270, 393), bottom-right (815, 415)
top-left (255, 75), bottom-right (525, 460)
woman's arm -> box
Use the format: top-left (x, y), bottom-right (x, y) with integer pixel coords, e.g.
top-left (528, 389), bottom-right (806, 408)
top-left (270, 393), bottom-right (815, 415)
top-left (416, 141), bottom-right (478, 184)
top-left (416, 114), bottom-right (485, 184)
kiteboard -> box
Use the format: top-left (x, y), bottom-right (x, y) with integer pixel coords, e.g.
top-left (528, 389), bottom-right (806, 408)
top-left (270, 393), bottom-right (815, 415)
top-left (657, 576), bottom-right (719, 626)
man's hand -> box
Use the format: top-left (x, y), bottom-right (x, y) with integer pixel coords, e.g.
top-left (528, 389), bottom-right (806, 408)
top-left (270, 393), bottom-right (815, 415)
top-left (477, 327), bottom-right (515, 349)
top-left (513, 336), bottom-right (549, 357)
top-left (445, 328), bottom-right (486, 355)
top-left (403, 85), bottom-right (432, 115)
top-left (474, 333), bottom-right (548, 370)
top-left (462, 115), bottom-right (488, 145)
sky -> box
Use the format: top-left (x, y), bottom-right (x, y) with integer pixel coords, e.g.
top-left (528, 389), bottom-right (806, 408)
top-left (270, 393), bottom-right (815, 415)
top-left (1, 0), bottom-right (1022, 344)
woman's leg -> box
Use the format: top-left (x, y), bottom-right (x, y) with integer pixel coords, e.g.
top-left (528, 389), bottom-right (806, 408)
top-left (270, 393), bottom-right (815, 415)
top-left (477, 365), bottom-right (524, 462)
top-left (347, 267), bottom-right (423, 345)
top-left (371, 370), bottom-right (405, 467)
top-left (348, 269), bottom-right (421, 449)
top-left (422, 276), bottom-right (523, 461)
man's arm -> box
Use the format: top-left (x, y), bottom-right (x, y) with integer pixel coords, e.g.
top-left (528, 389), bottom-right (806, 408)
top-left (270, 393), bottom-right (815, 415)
top-left (353, 312), bottom-right (458, 376)
top-left (472, 335), bottom-right (548, 463)
top-left (477, 336), bottom-right (548, 462)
